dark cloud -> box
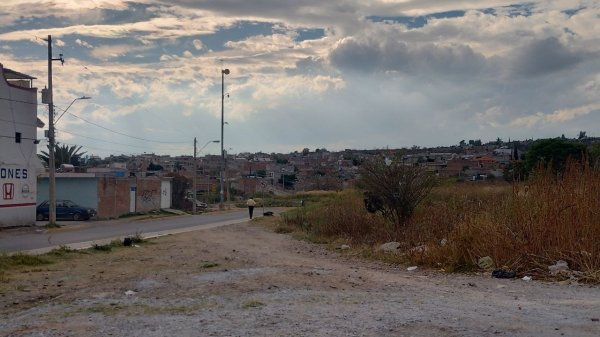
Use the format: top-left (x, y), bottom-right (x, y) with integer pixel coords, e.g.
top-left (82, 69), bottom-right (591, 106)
top-left (286, 56), bottom-right (326, 76)
top-left (510, 37), bottom-right (585, 77)
top-left (329, 36), bottom-right (486, 76)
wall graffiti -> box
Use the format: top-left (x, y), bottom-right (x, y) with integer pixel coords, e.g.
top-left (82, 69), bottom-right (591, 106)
top-left (140, 190), bottom-right (156, 203)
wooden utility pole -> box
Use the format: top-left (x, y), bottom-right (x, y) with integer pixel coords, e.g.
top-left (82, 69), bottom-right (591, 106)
top-left (193, 137), bottom-right (197, 214)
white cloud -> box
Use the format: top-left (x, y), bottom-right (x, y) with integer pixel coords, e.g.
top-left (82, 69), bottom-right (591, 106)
top-left (192, 39), bottom-right (204, 50)
top-left (90, 44), bottom-right (154, 60)
top-left (511, 103), bottom-right (600, 128)
top-left (75, 39), bottom-right (93, 48)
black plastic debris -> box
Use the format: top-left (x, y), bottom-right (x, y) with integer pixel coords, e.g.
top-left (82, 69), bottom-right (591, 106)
top-left (492, 269), bottom-right (516, 279)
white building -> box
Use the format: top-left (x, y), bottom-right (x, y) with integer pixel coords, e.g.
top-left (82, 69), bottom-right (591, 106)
top-left (0, 63), bottom-right (43, 227)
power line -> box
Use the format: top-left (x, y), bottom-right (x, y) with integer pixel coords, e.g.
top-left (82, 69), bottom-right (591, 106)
top-left (0, 96), bottom-right (44, 106)
top-left (57, 128), bottom-right (170, 150)
top-left (0, 134), bottom-right (38, 141)
top-left (56, 141), bottom-right (136, 156)
top-left (31, 37), bottom-right (209, 146)
top-left (54, 106), bottom-right (189, 144)
top-left (74, 61), bottom-right (205, 141)
top-left (0, 116), bottom-right (40, 127)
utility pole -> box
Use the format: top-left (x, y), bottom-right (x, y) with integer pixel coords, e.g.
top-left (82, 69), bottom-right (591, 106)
top-left (44, 35), bottom-right (64, 225)
top-left (219, 68), bottom-right (230, 207)
top-left (193, 137), bottom-right (197, 214)
top-left (225, 149), bottom-right (230, 205)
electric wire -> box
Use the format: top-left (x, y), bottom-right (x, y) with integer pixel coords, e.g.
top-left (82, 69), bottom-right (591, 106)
top-left (0, 96), bottom-right (45, 106)
top-left (55, 140), bottom-right (136, 156)
top-left (56, 128), bottom-right (173, 150)
top-left (54, 106), bottom-right (188, 144)
top-left (0, 117), bottom-right (39, 127)
top-left (26, 32), bottom-right (204, 154)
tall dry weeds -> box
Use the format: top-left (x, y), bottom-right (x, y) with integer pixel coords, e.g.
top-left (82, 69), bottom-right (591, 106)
top-left (419, 162), bottom-right (600, 280)
top-left (280, 163), bottom-right (600, 282)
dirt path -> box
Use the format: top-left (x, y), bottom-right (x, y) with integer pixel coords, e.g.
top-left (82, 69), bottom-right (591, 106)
top-left (2, 219), bottom-right (600, 337)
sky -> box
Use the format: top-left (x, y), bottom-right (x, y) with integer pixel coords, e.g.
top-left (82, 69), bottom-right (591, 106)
top-left (0, 0), bottom-right (599, 157)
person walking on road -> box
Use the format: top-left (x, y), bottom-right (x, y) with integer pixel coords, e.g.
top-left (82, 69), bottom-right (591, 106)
top-left (246, 197), bottom-right (257, 219)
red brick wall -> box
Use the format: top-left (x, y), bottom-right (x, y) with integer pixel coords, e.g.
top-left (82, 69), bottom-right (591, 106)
top-left (135, 177), bottom-right (161, 213)
top-left (97, 177), bottom-right (131, 218)
top-left (97, 177), bottom-right (162, 218)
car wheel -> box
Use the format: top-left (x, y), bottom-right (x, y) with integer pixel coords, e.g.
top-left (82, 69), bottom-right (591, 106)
top-left (73, 213), bottom-right (82, 221)
top-left (36, 213), bottom-right (45, 221)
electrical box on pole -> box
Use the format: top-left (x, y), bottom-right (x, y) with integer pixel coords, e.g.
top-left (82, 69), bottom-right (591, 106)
top-left (41, 87), bottom-right (50, 104)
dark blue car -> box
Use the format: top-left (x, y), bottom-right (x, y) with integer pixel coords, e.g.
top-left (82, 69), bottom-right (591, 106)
top-left (36, 199), bottom-right (97, 221)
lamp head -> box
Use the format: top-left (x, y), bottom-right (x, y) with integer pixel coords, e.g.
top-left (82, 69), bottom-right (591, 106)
top-left (222, 69), bottom-right (230, 75)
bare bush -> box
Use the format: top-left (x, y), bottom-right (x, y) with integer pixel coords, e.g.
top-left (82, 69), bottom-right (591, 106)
top-left (358, 157), bottom-right (437, 226)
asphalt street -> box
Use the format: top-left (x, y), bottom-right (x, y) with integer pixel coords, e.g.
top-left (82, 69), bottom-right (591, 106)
top-left (0, 210), bottom-right (257, 254)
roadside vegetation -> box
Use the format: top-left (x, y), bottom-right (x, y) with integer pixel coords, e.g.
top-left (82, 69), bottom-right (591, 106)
top-left (0, 235), bottom-right (148, 285)
top-left (277, 155), bottom-right (600, 283)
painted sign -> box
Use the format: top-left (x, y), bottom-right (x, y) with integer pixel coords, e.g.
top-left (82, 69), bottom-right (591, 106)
top-left (3, 183), bottom-right (14, 200)
top-left (0, 166), bottom-right (35, 208)
top-left (0, 167), bottom-right (28, 180)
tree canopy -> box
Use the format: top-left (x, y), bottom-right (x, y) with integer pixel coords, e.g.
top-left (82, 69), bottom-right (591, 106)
top-left (38, 143), bottom-right (86, 168)
top-left (525, 138), bottom-right (586, 174)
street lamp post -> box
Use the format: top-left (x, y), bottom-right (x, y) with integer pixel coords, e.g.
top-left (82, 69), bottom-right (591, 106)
top-left (219, 68), bottom-right (230, 207)
top-left (55, 96), bottom-right (91, 123)
top-left (193, 139), bottom-right (219, 214)
top-left (47, 94), bottom-right (91, 224)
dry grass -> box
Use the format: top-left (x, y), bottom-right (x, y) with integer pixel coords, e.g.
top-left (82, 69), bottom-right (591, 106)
top-left (282, 163), bottom-right (600, 282)
top-left (282, 190), bottom-right (392, 245)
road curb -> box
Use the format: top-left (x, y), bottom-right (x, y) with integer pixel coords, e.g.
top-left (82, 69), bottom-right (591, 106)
top-left (21, 217), bottom-right (251, 255)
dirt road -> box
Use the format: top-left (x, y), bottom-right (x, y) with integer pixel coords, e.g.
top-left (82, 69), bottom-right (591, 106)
top-left (2, 219), bottom-right (600, 337)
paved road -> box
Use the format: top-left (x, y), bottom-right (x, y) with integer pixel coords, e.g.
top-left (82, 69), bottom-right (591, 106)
top-left (0, 210), bottom-right (256, 254)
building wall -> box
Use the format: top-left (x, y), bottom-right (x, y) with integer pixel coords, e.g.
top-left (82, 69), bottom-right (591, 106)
top-left (135, 177), bottom-right (161, 213)
top-left (0, 64), bottom-right (41, 227)
top-left (97, 177), bottom-right (131, 218)
top-left (37, 176), bottom-right (98, 209)
top-left (37, 176), bottom-right (170, 218)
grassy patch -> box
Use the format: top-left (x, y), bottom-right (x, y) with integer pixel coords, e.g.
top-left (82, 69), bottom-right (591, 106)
top-left (0, 253), bottom-right (53, 269)
top-left (47, 245), bottom-right (78, 257)
top-left (200, 262), bottom-right (220, 269)
top-left (91, 240), bottom-right (122, 252)
top-left (241, 299), bottom-right (265, 309)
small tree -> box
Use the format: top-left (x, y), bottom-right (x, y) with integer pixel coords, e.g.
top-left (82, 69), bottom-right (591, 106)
top-left (39, 143), bottom-right (86, 168)
top-left (358, 156), bottom-right (437, 226)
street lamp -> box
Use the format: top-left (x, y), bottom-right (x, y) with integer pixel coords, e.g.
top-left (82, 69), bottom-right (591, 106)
top-left (220, 68), bottom-right (230, 207)
top-left (55, 96), bottom-right (91, 123)
top-left (193, 139), bottom-right (219, 214)
top-left (47, 95), bottom-right (91, 224)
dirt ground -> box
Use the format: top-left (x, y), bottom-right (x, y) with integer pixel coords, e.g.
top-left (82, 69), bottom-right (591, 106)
top-left (1, 217), bottom-right (600, 337)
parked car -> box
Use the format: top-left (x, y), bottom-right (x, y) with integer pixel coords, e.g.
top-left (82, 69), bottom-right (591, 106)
top-left (36, 200), bottom-right (97, 221)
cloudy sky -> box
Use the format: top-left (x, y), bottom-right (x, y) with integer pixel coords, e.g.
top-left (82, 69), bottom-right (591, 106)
top-left (1, 0), bottom-right (598, 157)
